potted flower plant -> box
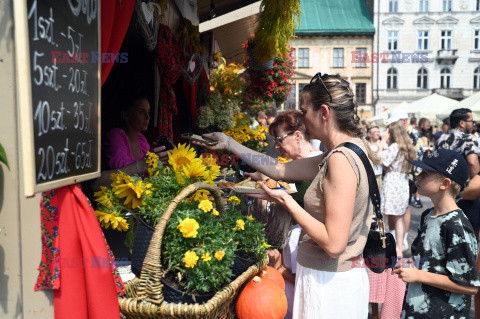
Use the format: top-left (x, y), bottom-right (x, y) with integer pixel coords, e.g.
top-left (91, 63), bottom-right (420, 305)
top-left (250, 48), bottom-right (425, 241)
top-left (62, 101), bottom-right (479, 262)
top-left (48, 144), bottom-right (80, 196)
top-left (94, 143), bottom-right (270, 302)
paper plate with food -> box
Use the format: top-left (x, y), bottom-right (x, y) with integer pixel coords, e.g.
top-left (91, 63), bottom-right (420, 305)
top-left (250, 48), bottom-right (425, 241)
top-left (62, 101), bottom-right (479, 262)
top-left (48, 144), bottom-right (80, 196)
top-left (231, 178), bottom-right (297, 194)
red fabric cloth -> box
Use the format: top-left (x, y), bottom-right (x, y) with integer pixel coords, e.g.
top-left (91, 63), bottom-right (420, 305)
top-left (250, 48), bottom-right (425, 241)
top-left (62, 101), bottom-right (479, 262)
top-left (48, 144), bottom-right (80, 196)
top-left (156, 24), bottom-right (183, 139)
top-left (35, 185), bottom-right (124, 319)
top-left (101, 0), bottom-right (135, 86)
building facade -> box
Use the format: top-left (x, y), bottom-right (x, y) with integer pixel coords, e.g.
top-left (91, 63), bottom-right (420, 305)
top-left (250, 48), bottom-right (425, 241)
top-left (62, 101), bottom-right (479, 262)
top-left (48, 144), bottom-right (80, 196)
top-left (373, 0), bottom-right (480, 114)
top-left (285, 0), bottom-right (375, 119)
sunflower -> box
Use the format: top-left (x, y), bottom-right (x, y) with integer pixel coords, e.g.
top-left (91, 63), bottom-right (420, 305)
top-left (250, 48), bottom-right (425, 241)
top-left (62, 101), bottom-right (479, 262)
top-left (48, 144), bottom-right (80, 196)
top-left (113, 180), bottom-right (146, 209)
top-left (110, 171), bottom-right (134, 188)
top-left (95, 211), bottom-right (129, 231)
top-left (94, 186), bottom-right (114, 207)
top-left (178, 158), bottom-right (208, 183)
top-left (145, 151), bottom-right (159, 176)
top-left (168, 143), bottom-right (197, 173)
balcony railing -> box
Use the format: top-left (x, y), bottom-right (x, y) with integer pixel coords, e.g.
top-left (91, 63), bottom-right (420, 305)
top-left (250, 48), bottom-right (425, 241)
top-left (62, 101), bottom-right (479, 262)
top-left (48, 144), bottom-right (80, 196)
top-left (432, 88), bottom-right (464, 100)
top-left (436, 49), bottom-right (458, 65)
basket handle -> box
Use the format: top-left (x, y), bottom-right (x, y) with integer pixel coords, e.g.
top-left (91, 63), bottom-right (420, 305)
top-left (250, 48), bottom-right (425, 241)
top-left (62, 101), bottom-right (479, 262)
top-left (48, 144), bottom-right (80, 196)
top-left (135, 182), bottom-right (225, 304)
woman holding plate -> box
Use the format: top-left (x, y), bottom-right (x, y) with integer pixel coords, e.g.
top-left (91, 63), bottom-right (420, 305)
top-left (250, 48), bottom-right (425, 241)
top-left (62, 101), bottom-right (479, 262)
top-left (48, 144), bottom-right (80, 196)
top-left (196, 73), bottom-right (377, 319)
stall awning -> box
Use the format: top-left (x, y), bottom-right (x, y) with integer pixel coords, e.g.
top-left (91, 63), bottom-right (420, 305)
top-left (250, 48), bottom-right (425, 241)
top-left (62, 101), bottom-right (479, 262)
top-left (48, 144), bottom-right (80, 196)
top-left (199, 1), bottom-right (261, 64)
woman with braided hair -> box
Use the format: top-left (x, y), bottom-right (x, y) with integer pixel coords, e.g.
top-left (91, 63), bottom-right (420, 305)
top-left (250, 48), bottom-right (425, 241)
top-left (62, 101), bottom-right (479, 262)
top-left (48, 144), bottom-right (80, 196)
top-left (197, 73), bottom-right (378, 318)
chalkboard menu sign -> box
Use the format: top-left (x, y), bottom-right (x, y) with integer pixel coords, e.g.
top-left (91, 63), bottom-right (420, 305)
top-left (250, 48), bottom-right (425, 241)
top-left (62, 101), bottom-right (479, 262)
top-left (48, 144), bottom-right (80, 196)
top-left (14, 0), bottom-right (101, 195)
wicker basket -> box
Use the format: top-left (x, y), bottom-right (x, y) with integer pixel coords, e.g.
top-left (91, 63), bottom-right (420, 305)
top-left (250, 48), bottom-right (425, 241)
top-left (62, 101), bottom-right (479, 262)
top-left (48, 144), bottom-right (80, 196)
top-left (119, 182), bottom-right (267, 318)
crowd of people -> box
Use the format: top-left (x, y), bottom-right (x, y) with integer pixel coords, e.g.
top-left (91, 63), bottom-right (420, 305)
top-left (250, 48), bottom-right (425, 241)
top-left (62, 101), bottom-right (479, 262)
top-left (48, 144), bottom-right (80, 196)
top-left (94, 72), bottom-right (480, 318)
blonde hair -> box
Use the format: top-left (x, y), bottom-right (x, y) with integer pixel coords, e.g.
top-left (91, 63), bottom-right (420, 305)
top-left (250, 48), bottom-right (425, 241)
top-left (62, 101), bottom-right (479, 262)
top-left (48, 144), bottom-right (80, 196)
top-left (387, 121), bottom-right (417, 172)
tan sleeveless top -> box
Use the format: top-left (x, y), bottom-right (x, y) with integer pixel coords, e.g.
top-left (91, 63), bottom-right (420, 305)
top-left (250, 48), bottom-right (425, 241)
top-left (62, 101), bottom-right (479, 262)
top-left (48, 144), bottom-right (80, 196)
top-left (297, 137), bottom-right (373, 272)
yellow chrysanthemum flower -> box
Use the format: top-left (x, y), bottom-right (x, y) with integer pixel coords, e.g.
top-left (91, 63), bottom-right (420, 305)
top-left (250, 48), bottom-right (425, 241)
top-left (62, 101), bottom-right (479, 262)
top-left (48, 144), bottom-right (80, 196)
top-left (228, 196), bottom-right (241, 205)
top-left (201, 253), bottom-right (212, 262)
top-left (183, 251), bottom-right (199, 268)
top-left (262, 243), bottom-right (272, 249)
top-left (168, 143), bottom-right (197, 173)
top-left (214, 250), bottom-right (225, 261)
top-left (236, 219), bottom-right (245, 231)
top-left (177, 218), bottom-right (200, 238)
top-left (246, 215), bottom-right (255, 222)
top-left (211, 209), bottom-right (219, 216)
top-left (94, 186), bottom-right (114, 207)
top-left (198, 199), bottom-right (213, 213)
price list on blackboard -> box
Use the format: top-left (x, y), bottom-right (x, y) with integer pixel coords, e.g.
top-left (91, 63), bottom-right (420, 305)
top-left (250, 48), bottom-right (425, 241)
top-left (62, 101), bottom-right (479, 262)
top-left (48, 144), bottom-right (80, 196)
top-left (25, 0), bottom-right (99, 189)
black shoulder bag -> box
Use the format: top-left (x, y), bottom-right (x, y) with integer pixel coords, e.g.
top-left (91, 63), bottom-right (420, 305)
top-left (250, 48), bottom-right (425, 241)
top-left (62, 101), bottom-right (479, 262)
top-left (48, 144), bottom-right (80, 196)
top-left (344, 142), bottom-right (397, 273)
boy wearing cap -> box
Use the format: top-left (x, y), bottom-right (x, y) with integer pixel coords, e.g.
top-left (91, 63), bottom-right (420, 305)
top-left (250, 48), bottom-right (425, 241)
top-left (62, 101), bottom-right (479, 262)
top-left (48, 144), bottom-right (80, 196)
top-left (394, 149), bottom-right (480, 318)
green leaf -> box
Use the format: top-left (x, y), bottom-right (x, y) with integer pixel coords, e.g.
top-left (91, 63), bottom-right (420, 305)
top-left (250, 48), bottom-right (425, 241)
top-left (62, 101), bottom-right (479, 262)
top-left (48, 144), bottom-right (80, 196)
top-left (0, 143), bottom-right (8, 169)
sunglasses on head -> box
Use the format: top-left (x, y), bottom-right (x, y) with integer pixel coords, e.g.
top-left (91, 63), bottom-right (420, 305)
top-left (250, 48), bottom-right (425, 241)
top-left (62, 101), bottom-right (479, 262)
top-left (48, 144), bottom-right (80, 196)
top-left (310, 72), bottom-right (333, 103)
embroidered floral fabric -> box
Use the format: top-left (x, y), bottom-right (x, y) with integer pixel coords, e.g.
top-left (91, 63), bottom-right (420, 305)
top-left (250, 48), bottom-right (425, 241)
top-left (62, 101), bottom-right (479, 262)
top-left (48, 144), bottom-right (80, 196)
top-left (35, 187), bottom-right (125, 297)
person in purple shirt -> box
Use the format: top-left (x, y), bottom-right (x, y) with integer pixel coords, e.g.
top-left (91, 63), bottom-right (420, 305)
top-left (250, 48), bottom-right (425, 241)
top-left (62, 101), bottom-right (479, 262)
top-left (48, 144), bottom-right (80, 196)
top-left (90, 92), bottom-right (169, 191)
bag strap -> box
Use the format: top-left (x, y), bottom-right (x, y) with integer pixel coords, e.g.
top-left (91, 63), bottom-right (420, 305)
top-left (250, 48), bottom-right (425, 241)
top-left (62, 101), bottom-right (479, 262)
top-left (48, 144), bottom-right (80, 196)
top-left (342, 142), bottom-right (382, 220)
top-left (342, 142), bottom-right (390, 248)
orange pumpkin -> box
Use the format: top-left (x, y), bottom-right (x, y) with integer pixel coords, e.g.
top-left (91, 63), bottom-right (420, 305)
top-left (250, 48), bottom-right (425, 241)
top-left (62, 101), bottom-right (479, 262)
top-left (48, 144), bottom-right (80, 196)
top-left (260, 266), bottom-right (285, 291)
top-left (236, 276), bottom-right (288, 319)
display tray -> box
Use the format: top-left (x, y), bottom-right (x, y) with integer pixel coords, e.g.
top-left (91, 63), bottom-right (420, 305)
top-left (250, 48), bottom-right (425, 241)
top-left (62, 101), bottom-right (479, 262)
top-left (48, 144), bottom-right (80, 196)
top-left (231, 183), bottom-right (297, 194)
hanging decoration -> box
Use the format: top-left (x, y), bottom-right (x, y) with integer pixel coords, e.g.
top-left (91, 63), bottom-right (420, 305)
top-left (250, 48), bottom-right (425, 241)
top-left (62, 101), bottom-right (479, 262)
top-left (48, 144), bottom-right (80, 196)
top-left (133, 0), bottom-right (162, 51)
top-left (241, 36), bottom-right (294, 116)
top-left (253, 0), bottom-right (301, 64)
top-left (155, 24), bottom-right (183, 139)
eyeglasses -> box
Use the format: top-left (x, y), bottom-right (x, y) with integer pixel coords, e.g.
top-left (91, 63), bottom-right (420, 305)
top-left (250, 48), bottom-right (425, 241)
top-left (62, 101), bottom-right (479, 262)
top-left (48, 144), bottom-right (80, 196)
top-left (274, 131), bottom-right (295, 144)
top-left (310, 72), bottom-right (333, 103)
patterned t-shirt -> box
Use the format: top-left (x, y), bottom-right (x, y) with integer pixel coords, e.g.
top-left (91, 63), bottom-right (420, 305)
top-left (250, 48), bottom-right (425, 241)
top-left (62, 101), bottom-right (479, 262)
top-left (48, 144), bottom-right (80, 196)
top-left (403, 208), bottom-right (480, 318)
top-left (435, 128), bottom-right (479, 159)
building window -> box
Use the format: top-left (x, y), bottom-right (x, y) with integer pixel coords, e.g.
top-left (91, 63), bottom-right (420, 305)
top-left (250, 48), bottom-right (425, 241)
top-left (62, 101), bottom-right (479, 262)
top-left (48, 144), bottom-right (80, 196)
top-left (475, 30), bottom-right (480, 50)
top-left (355, 48), bottom-right (367, 67)
top-left (298, 48), bottom-right (309, 68)
top-left (356, 83), bottom-right (366, 104)
top-left (440, 68), bottom-right (451, 88)
top-left (387, 68), bottom-right (398, 89)
top-left (419, 0), bottom-right (429, 12)
top-left (389, 0), bottom-right (398, 12)
top-left (284, 85), bottom-right (297, 109)
top-left (441, 30), bottom-right (452, 50)
top-left (477, 0), bottom-right (480, 10)
top-left (417, 68), bottom-right (428, 89)
top-left (474, 67), bottom-right (480, 89)
top-left (333, 48), bottom-right (344, 67)
top-left (298, 83), bottom-right (307, 95)
top-left (442, 0), bottom-right (452, 11)
top-left (387, 31), bottom-right (399, 51)
top-left (417, 31), bottom-right (429, 50)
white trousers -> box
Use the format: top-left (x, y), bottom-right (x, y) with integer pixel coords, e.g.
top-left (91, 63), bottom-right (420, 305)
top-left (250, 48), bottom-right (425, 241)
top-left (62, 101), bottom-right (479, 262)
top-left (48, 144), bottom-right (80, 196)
top-left (292, 264), bottom-right (369, 319)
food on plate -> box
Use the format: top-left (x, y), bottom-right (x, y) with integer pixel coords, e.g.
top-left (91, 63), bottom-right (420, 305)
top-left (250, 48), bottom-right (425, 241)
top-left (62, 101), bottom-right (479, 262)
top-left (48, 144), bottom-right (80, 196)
top-left (277, 181), bottom-right (291, 190)
top-left (234, 177), bottom-right (251, 187)
top-left (256, 179), bottom-right (291, 190)
top-left (217, 181), bottom-right (236, 188)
